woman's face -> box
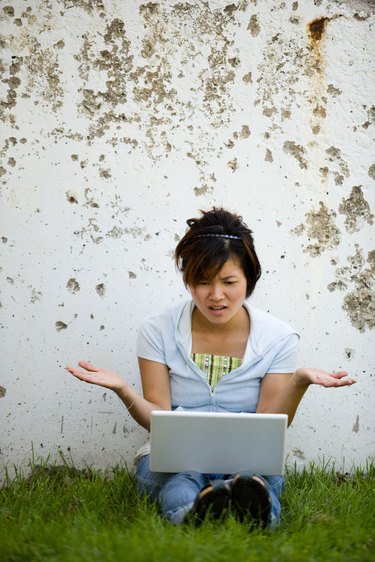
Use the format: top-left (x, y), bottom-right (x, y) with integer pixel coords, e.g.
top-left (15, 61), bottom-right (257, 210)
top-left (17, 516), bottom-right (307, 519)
top-left (189, 257), bottom-right (248, 327)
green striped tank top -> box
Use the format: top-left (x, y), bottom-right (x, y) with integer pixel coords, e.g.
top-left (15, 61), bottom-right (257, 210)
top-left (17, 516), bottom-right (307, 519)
top-left (191, 353), bottom-right (242, 389)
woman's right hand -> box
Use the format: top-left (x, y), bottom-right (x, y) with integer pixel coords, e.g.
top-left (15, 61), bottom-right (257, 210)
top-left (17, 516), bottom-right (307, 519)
top-left (65, 361), bottom-right (128, 394)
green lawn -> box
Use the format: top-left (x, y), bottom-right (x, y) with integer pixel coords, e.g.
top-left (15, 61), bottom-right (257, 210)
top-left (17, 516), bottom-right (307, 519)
top-left (1, 460), bottom-right (374, 562)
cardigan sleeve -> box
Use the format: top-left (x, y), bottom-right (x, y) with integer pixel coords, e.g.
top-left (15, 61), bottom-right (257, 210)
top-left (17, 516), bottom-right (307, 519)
top-left (136, 313), bottom-right (167, 364)
top-left (265, 333), bottom-right (300, 374)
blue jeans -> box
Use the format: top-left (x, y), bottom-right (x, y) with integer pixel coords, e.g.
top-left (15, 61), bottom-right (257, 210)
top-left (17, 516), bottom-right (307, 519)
top-left (136, 454), bottom-right (284, 526)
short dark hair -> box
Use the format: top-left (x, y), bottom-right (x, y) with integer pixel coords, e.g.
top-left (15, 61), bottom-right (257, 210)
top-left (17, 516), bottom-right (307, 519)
top-left (175, 207), bottom-right (261, 298)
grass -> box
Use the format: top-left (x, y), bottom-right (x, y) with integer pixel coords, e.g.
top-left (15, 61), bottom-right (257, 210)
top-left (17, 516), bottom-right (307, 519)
top-left (0, 459), bottom-right (374, 562)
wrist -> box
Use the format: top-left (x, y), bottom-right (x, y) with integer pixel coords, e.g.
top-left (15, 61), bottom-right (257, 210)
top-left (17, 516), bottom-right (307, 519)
top-left (115, 381), bottom-right (132, 399)
top-left (294, 368), bottom-right (311, 387)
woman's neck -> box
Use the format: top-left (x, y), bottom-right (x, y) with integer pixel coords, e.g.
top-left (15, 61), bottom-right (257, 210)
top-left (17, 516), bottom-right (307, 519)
top-left (191, 305), bottom-right (250, 357)
top-left (192, 305), bottom-right (250, 335)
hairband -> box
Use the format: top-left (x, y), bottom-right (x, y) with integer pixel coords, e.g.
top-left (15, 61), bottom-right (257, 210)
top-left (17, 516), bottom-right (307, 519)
top-left (192, 234), bottom-right (242, 240)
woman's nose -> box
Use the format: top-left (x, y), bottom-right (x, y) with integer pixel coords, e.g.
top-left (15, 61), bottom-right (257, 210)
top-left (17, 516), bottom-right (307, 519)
top-left (209, 284), bottom-right (224, 299)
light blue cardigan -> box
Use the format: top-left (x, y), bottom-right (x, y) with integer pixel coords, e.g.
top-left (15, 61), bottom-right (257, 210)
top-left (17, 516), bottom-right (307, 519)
top-left (136, 300), bottom-right (300, 413)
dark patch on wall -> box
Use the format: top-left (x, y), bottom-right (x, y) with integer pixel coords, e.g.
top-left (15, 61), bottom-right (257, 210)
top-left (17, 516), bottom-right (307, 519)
top-left (352, 415), bottom-right (360, 433)
top-left (0, 386), bottom-right (6, 398)
top-left (308, 18), bottom-right (329, 43)
top-left (255, 9), bottom-right (346, 138)
top-left (292, 448), bottom-right (306, 460)
top-left (3, 6), bottom-right (15, 17)
top-left (96, 283), bottom-right (105, 297)
top-left (66, 192), bottom-right (78, 204)
top-left (56, 321), bottom-right (68, 331)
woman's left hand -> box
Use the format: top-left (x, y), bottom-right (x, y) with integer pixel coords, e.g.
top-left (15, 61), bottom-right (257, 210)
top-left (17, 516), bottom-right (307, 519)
top-left (295, 368), bottom-right (357, 388)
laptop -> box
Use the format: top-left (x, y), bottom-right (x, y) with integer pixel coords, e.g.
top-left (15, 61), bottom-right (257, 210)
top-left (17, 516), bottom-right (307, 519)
top-left (150, 410), bottom-right (288, 476)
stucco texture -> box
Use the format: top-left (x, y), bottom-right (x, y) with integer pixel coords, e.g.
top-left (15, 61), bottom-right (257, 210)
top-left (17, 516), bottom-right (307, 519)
top-left (0, 0), bottom-right (374, 475)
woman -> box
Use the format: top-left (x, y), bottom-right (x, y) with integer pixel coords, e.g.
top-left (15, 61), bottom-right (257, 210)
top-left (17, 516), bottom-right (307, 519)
top-left (66, 208), bottom-right (356, 528)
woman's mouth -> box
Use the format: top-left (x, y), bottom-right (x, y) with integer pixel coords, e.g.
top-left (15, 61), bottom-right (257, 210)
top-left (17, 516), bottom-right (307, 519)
top-left (209, 305), bottom-right (227, 313)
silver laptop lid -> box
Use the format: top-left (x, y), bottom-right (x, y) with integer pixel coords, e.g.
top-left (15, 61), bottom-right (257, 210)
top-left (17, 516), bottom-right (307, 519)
top-left (150, 411), bottom-right (287, 475)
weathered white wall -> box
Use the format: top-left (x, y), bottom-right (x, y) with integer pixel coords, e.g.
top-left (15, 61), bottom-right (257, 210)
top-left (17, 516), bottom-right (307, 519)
top-left (1, 0), bottom-right (374, 477)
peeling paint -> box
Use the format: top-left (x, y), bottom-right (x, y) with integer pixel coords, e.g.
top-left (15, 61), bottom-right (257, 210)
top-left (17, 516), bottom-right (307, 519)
top-left (328, 246), bottom-right (375, 332)
top-left (265, 148), bottom-right (273, 162)
top-left (362, 106), bottom-right (375, 129)
top-left (66, 278), bottom-right (80, 294)
top-left (194, 185), bottom-right (213, 197)
top-left (325, 146), bottom-right (350, 185)
top-left (30, 289), bottom-right (42, 303)
top-left (327, 84), bottom-right (342, 97)
top-left (339, 186), bottom-right (374, 233)
top-left (283, 141), bottom-right (307, 169)
top-left (242, 71), bottom-right (252, 84)
top-left (248, 14), bottom-right (260, 37)
top-left (233, 125), bottom-right (250, 139)
top-left (62, 1), bottom-right (105, 15)
top-left (228, 158), bottom-right (238, 172)
top-left (76, 17), bottom-right (134, 136)
top-left (293, 202), bottom-right (340, 257)
top-left (67, 2), bottom-right (241, 158)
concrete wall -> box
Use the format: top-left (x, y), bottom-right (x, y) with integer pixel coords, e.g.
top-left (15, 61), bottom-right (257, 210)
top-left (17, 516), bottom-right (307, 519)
top-left (1, 0), bottom-right (374, 477)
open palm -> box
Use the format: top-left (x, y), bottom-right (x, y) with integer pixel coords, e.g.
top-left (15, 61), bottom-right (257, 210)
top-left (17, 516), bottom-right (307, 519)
top-left (296, 367), bottom-right (356, 388)
top-left (65, 361), bottom-right (126, 392)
